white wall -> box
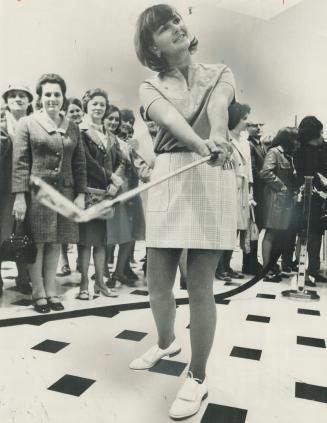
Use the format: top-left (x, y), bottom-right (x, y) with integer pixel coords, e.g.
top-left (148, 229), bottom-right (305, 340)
top-left (1, 0), bottom-right (326, 136)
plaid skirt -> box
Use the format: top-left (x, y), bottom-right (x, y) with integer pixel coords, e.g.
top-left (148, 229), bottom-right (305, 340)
top-left (146, 152), bottom-right (237, 249)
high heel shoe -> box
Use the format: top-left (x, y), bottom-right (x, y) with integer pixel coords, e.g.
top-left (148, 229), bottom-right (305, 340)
top-left (47, 296), bottom-right (64, 311)
top-left (112, 272), bottom-right (136, 287)
top-left (33, 297), bottom-right (50, 314)
top-left (94, 283), bottom-right (118, 297)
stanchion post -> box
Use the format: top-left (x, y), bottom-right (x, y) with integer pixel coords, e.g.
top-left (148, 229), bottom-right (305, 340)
top-left (281, 176), bottom-right (320, 301)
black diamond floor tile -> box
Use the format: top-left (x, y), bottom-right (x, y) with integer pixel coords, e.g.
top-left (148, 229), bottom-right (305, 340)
top-left (115, 329), bottom-right (147, 341)
top-left (48, 374), bottom-right (95, 396)
top-left (224, 281), bottom-right (242, 287)
top-left (295, 382), bottom-right (327, 404)
top-left (130, 289), bottom-right (149, 296)
top-left (246, 314), bottom-right (270, 323)
top-left (31, 339), bottom-right (69, 353)
top-left (62, 281), bottom-right (80, 287)
top-left (201, 403), bottom-right (247, 423)
top-left (149, 359), bottom-right (187, 377)
top-left (298, 308), bottom-right (320, 316)
top-left (12, 299), bottom-right (32, 306)
top-left (91, 308), bottom-right (119, 318)
top-left (256, 293), bottom-right (276, 299)
top-left (230, 346), bottom-right (262, 361)
top-left (297, 336), bottom-right (326, 348)
top-left (214, 297), bottom-right (231, 305)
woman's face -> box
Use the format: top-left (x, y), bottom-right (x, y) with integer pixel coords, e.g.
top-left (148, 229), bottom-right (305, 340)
top-left (6, 90), bottom-right (30, 114)
top-left (236, 113), bottom-right (249, 132)
top-left (152, 15), bottom-right (190, 59)
top-left (66, 103), bottom-right (83, 124)
top-left (106, 111), bottom-right (120, 132)
top-left (41, 82), bottom-right (64, 115)
top-left (87, 95), bottom-right (106, 122)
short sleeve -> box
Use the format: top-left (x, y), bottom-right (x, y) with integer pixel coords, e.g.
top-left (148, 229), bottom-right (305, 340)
top-left (219, 66), bottom-right (236, 98)
top-left (139, 82), bottom-right (163, 119)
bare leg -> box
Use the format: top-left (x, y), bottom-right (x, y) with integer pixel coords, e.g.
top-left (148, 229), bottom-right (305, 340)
top-left (29, 243), bottom-right (46, 304)
top-left (0, 261), bottom-right (3, 294)
top-left (16, 259), bottom-right (30, 284)
top-left (262, 229), bottom-right (274, 268)
top-left (59, 244), bottom-right (70, 268)
top-left (147, 247), bottom-right (182, 349)
top-left (93, 246), bottom-right (106, 287)
top-left (178, 249), bottom-right (188, 284)
top-left (115, 242), bottom-right (134, 277)
top-left (43, 243), bottom-right (61, 299)
top-left (187, 249), bottom-right (222, 381)
top-left (79, 245), bottom-right (91, 291)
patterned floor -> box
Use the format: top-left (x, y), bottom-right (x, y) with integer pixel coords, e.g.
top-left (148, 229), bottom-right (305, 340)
top-left (1, 243), bottom-right (327, 423)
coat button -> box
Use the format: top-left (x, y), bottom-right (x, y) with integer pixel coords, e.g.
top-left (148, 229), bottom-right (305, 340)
top-left (56, 152), bottom-right (60, 156)
top-left (54, 167), bottom-right (58, 171)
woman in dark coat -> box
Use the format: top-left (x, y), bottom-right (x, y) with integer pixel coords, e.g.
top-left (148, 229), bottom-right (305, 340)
top-left (294, 116), bottom-right (327, 282)
top-left (78, 89), bottom-right (122, 299)
top-left (12, 74), bottom-right (86, 313)
top-left (105, 105), bottom-right (146, 287)
top-left (260, 127), bottom-right (298, 281)
top-left (0, 84), bottom-right (34, 295)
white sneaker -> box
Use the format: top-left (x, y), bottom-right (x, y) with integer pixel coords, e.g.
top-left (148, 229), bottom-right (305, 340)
top-left (169, 373), bottom-right (208, 420)
top-left (129, 339), bottom-right (181, 370)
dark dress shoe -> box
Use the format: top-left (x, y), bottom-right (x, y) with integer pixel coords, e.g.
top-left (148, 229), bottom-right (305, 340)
top-left (310, 273), bottom-right (327, 283)
top-left (112, 273), bottom-right (136, 287)
top-left (106, 277), bottom-right (116, 289)
top-left (263, 273), bottom-right (282, 282)
top-left (47, 297), bottom-right (64, 311)
top-left (215, 272), bottom-right (232, 282)
top-left (227, 269), bottom-right (245, 279)
top-left (33, 298), bottom-right (51, 314)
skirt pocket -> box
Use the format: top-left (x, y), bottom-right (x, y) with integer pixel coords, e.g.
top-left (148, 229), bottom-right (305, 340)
top-left (147, 154), bottom-right (171, 212)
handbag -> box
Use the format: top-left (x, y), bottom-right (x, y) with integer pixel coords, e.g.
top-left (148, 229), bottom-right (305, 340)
top-left (85, 187), bottom-right (107, 208)
top-left (249, 205), bottom-right (260, 241)
top-left (0, 221), bottom-right (37, 263)
top-left (84, 186), bottom-right (116, 219)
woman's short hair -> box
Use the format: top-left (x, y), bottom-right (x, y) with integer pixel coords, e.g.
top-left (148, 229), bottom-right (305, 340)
top-left (81, 88), bottom-right (110, 119)
top-left (270, 127), bottom-right (298, 152)
top-left (298, 116), bottom-right (323, 144)
top-left (120, 108), bottom-right (135, 126)
top-left (65, 97), bottom-right (83, 112)
top-left (35, 73), bottom-right (67, 111)
top-left (228, 102), bottom-right (251, 130)
top-left (107, 104), bottom-right (122, 134)
top-left (135, 4), bottom-right (198, 72)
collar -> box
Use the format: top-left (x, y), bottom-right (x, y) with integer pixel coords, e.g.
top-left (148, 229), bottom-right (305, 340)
top-left (34, 110), bottom-right (69, 134)
top-left (80, 116), bottom-right (107, 152)
top-left (248, 136), bottom-right (261, 145)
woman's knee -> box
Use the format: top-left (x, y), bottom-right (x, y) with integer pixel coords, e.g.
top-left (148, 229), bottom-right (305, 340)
top-left (187, 282), bottom-right (213, 302)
